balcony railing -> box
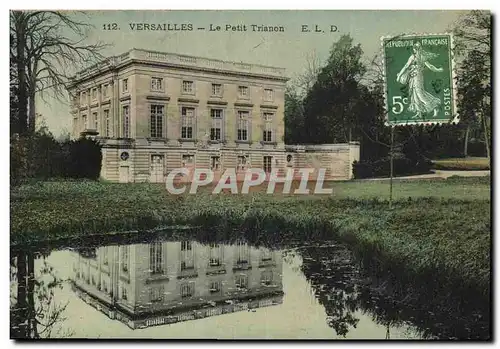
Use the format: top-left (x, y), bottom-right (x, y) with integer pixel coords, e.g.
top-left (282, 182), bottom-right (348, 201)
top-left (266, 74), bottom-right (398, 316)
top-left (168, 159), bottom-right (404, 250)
top-left (73, 49), bottom-right (287, 82)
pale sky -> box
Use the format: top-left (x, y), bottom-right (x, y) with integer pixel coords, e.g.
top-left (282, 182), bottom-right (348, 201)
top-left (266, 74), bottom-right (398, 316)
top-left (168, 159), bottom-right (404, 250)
top-left (36, 10), bottom-right (468, 136)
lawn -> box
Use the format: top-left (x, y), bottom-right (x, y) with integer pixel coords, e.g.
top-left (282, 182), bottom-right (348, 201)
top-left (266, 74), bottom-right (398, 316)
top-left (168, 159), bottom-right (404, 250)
top-left (432, 157), bottom-right (490, 170)
top-left (10, 177), bottom-right (491, 298)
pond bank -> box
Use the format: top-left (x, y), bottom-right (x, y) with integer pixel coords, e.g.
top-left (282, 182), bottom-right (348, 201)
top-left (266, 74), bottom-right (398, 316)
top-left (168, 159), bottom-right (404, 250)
top-left (11, 181), bottom-right (491, 302)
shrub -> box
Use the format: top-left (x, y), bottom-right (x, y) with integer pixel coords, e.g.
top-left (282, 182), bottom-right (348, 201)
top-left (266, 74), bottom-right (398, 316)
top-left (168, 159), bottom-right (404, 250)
top-left (353, 156), bottom-right (432, 179)
top-left (10, 132), bottom-right (102, 185)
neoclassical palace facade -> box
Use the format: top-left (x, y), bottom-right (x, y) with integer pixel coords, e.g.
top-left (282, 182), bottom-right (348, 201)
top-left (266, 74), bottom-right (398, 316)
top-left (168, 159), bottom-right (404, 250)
top-left (69, 49), bottom-right (288, 183)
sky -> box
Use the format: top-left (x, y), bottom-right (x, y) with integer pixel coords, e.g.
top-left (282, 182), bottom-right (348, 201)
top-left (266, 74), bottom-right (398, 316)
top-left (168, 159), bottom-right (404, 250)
top-left (35, 10), bottom-right (468, 136)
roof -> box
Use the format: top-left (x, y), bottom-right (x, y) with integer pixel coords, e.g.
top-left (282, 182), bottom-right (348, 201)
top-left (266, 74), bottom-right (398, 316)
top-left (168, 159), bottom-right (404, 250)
top-left (71, 48), bottom-right (288, 85)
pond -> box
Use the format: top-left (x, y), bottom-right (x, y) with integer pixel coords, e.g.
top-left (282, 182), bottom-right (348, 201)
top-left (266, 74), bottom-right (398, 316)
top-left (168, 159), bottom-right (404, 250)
top-left (10, 234), bottom-right (490, 339)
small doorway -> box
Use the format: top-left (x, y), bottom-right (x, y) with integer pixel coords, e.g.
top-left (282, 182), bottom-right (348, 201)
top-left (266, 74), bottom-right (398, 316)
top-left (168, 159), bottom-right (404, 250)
top-left (119, 166), bottom-right (129, 183)
top-left (150, 155), bottom-right (165, 183)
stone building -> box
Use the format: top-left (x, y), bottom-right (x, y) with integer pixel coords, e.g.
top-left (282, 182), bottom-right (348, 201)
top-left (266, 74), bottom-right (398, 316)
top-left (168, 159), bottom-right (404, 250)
top-left (69, 49), bottom-right (359, 183)
top-left (69, 49), bottom-right (287, 183)
top-left (70, 240), bottom-right (283, 329)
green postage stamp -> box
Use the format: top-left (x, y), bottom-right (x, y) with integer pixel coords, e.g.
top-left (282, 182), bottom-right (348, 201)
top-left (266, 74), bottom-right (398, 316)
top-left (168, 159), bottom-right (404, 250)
top-left (382, 33), bottom-right (458, 126)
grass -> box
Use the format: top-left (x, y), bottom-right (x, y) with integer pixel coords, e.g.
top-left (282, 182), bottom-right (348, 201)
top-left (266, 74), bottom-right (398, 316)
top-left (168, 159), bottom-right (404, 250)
top-left (332, 176), bottom-right (490, 200)
top-left (432, 157), bottom-right (490, 170)
top-left (10, 177), bottom-right (491, 298)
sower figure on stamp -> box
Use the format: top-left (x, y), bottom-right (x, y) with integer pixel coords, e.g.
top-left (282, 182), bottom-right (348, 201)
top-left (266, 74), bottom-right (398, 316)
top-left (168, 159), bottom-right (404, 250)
top-left (396, 42), bottom-right (443, 119)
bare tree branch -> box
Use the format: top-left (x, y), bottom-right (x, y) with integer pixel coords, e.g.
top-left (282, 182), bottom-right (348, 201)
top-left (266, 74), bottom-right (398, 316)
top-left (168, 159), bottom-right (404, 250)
top-left (11, 10), bottom-right (110, 133)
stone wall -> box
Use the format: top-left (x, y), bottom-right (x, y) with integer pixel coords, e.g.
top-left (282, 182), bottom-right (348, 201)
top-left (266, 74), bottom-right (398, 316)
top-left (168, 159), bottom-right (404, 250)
top-left (285, 143), bottom-right (360, 180)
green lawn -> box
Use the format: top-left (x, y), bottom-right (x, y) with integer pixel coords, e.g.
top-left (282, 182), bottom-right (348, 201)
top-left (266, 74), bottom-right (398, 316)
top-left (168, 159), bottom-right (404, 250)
top-left (432, 157), bottom-right (490, 170)
top-left (332, 176), bottom-right (490, 200)
top-left (10, 177), bottom-right (491, 297)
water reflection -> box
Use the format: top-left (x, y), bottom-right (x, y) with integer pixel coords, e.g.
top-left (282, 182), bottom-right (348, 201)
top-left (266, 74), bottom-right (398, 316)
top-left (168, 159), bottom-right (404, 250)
top-left (9, 236), bottom-right (489, 339)
top-left (69, 240), bottom-right (283, 329)
top-left (294, 243), bottom-right (490, 340)
top-left (10, 251), bottom-right (71, 338)
top-left (294, 244), bottom-right (361, 337)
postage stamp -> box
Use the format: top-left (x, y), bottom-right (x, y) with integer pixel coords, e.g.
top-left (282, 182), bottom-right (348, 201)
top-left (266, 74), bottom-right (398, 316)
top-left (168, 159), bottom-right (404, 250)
top-left (382, 33), bottom-right (458, 125)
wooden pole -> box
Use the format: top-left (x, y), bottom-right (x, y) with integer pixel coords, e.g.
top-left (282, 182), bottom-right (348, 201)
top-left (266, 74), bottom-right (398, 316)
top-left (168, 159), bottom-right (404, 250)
top-left (389, 126), bottom-right (394, 209)
top-left (480, 106), bottom-right (491, 166)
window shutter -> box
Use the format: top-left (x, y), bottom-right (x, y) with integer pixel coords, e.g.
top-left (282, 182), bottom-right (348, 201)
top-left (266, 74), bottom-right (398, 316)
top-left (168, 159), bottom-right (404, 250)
top-left (179, 105), bottom-right (183, 139)
top-left (163, 104), bottom-right (167, 139)
top-left (194, 107), bottom-right (197, 140)
top-left (248, 111), bottom-right (252, 142)
top-left (235, 111), bottom-right (238, 141)
top-left (221, 109), bottom-right (225, 142)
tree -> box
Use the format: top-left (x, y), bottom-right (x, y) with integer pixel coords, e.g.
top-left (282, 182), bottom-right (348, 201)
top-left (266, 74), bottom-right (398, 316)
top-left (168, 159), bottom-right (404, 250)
top-left (296, 50), bottom-right (321, 93)
top-left (452, 10), bottom-right (491, 161)
top-left (10, 13), bottom-right (28, 135)
top-left (284, 51), bottom-right (321, 145)
top-left (10, 11), bottom-right (106, 134)
top-left (302, 35), bottom-right (367, 144)
top-left (456, 50), bottom-right (490, 158)
top-left (284, 86), bottom-right (305, 144)
top-left (11, 253), bottom-right (72, 338)
top-left (453, 10), bottom-right (491, 59)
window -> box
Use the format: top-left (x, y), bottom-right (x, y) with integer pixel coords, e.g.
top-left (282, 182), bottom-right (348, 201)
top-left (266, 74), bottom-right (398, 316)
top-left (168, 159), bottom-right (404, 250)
top-left (238, 86), bottom-right (249, 98)
top-left (263, 112), bottom-right (273, 142)
top-left (264, 156), bottom-right (272, 173)
top-left (93, 112), bottom-right (98, 131)
top-left (210, 109), bottom-right (223, 141)
top-left (180, 241), bottom-right (194, 270)
top-left (236, 241), bottom-right (249, 264)
top-left (150, 105), bottom-right (164, 138)
top-left (151, 77), bottom-right (163, 91)
top-left (149, 242), bottom-right (163, 275)
top-left (121, 246), bottom-right (129, 272)
top-left (237, 156), bottom-right (247, 171)
top-left (122, 78), bottom-right (128, 93)
top-left (81, 91), bottom-right (87, 104)
top-left (182, 154), bottom-right (195, 167)
top-left (102, 248), bottom-right (108, 265)
top-left (210, 256), bottom-right (221, 266)
top-left (182, 80), bottom-right (194, 94)
top-left (102, 84), bottom-right (109, 98)
top-left (102, 279), bottom-right (108, 293)
top-left (104, 110), bottom-right (110, 137)
top-left (210, 281), bottom-right (221, 293)
top-left (264, 88), bottom-right (274, 102)
top-left (122, 105), bottom-right (130, 138)
top-left (82, 114), bottom-right (87, 129)
top-left (286, 154), bottom-right (293, 167)
top-left (210, 156), bottom-right (220, 171)
top-left (261, 270), bottom-right (273, 286)
top-left (235, 274), bottom-right (248, 289)
top-left (211, 83), bottom-right (222, 96)
top-left (150, 286), bottom-right (164, 302)
top-left (180, 282), bottom-right (194, 298)
top-left (181, 107), bottom-right (195, 139)
top-left (261, 249), bottom-right (273, 262)
top-left (209, 243), bottom-right (222, 266)
top-left (237, 111), bottom-right (249, 141)
top-left (91, 88), bottom-right (98, 100)
top-left (91, 274), bottom-right (96, 286)
top-left (121, 284), bottom-right (128, 300)
top-left (181, 241), bottom-right (192, 251)
top-left (181, 261), bottom-right (194, 270)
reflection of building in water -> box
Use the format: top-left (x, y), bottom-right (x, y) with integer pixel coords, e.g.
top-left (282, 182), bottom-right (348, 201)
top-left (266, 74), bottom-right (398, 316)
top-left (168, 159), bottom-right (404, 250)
top-left (70, 240), bottom-right (283, 329)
